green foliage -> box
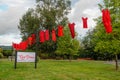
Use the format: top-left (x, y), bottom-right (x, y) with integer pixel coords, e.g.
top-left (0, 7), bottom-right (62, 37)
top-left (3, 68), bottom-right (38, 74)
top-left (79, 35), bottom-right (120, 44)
top-left (18, 0), bottom-right (71, 37)
top-left (3, 50), bottom-right (13, 57)
top-left (0, 53), bottom-right (3, 58)
top-left (18, 9), bottom-right (40, 40)
top-left (93, 0), bottom-right (120, 55)
top-left (18, 0), bottom-right (71, 54)
top-left (36, 0), bottom-right (71, 29)
top-left (55, 25), bottom-right (80, 59)
top-left (81, 0), bottom-right (120, 61)
top-left (39, 53), bottom-right (49, 59)
top-left (0, 48), bottom-right (3, 53)
top-left (80, 30), bottom-right (98, 60)
top-left (94, 40), bottom-right (120, 55)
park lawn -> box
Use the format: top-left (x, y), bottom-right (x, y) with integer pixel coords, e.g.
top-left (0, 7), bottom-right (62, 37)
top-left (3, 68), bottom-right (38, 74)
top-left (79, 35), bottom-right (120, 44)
top-left (0, 59), bottom-right (120, 80)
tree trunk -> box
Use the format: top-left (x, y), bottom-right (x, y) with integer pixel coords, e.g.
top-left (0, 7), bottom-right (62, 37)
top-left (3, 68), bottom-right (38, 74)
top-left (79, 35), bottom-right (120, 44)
top-left (69, 54), bottom-right (72, 62)
top-left (115, 54), bottom-right (119, 70)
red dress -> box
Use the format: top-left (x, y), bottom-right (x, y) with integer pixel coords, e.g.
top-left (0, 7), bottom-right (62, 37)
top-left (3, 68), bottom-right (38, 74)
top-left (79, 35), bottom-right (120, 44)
top-left (82, 17), bottom-right (88, 28)
top-left (52, 29), bottom-right (56, 42)
top-left (28, 36), bottom-right (32, 45)
top-left (19, 40), bottom-right (28, 51)
top-left (58, 25), bottom-right (64, 37)
top-left (45, 30), bottom-right (49, 41)
top-left (39, 30), bottom-right (45, 43)
top-left (68, 23), bottom-right (75, 39)
top-left (102, 9), bottom-right (112, 33)
top-left (31, 34), bottom-right (36, 44)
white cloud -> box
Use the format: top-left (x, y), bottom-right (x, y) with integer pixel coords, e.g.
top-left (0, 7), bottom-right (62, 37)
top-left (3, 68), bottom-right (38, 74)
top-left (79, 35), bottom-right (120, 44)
top-left (0, 0), bottom-right (36, 46)
top-left (68, 0), bottom-right (102, 38)
top-left (0, 34), bottom-right (22, 46)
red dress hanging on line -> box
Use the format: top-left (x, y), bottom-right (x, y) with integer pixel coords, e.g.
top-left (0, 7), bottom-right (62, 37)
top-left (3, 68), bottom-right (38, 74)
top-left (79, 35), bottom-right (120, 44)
top-left (58, 25), bottom-right (64, 37)
top-left (82, 17), bottom-right (88, 28)
top-left (52, 29), bottom-right (56, 42)
top-left (39, 30), bottom-right (45, 43)
top-left (102, 9), bottom-right (112, 33)
top-left (68, 23), bottom-right (75, 39)
top-left (31, 34), bottom-right (36, 44)
top-left (28, 36), bottom-right (32, 45)
top-left (45, 30), bottom-right (49, 41)
top-left (19, 40), bottom-right (28, 51)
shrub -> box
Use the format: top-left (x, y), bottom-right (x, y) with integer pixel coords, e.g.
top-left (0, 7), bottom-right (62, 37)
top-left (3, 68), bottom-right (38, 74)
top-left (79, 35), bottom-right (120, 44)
top-left (3, 50), bottom-right (13, 58)
top-left (37, 56), bottom-right (40, 62)
top-left (0, 53), bottom-right (3, 58)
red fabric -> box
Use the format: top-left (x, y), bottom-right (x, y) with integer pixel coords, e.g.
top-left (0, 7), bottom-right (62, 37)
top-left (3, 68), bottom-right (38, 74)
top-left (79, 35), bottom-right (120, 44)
top-left (52, 29), bottom-right (56, 42)
top-left (82, 17), bottom-right (88, 28)
top-left (102, 9), bottom-right (112, 33)
top-left (19, 40), bottom-right (28, 51)
top-left (15, 44), bottom-right (20, 51)
top-left (68, 23), bottom-right (75, 39)
top-left (28, 36), bottom-right (33, 45)
top-left (58, 25), bottom-right (64, 37)
top-left (39, 30), bottom-right (45, 43)
top-left (45, 30), bottom-right (49, 41)
top-left (13, 43), bottom-right (21, 51)
top-left (27, 34), bottom-right (36, 45)
top-left (12, 43), bottom-right (19, 50)
top-left (31, 34), bottom-right (36, 44)
top-left (12, 41), bottom-right (28, 51)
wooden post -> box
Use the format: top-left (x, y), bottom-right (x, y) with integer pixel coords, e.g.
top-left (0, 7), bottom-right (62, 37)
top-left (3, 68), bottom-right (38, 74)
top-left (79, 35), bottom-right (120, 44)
top-left (14, 50), bottom-right (17, 69)
top-left (35, 27), bottom-right (40, 69)
top-left (35, 52), bottom-right (37, 69)
top-left (115, 54), bottom-right (118, 70)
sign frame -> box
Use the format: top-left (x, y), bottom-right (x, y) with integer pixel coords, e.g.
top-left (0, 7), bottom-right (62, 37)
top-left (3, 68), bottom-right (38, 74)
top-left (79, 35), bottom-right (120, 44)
top-left (14, 51), bottom-right (37, 69)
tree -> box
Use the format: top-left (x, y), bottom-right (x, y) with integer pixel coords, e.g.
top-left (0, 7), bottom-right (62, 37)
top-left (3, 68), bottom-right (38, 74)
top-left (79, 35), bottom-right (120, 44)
top-left (36, 0), bottom-right (71, 30)
top-left (18, 0), bottom-right (71, 53)
top-left (18, 8), bottom-right (40, 40)
top-left (92, 0), bottom-right (120, 70)
top-left (0, 48), bottom-right (3, 58)
top-left (81, 30), bottom-right (97, 59)
top-left (81, 27), bottom-right (114, 60)
top-left (55, 25), bottom-right (80, 61)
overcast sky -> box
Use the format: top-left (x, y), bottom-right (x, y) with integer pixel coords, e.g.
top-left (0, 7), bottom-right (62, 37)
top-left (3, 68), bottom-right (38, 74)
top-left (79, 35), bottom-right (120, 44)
top-left (0, 0), bottom-right (102, 46)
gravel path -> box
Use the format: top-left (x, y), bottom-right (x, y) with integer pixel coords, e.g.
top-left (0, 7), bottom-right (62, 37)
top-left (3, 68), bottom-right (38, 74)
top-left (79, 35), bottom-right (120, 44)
top-left (105, 60), bottom-right (120, 65)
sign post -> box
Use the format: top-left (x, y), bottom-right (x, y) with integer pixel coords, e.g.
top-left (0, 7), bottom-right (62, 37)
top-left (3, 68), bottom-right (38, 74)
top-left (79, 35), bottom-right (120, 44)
top-left (35, 52), bottom-right (37, 69)
top-left (14, 50), bottom-right (17, 69)
top-left (35, 27), bottom-right (40, 69)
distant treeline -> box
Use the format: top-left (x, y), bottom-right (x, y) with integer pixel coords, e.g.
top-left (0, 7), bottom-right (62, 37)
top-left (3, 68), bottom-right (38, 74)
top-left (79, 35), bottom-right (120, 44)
top-left (0, 46), bottom-right (12, 50)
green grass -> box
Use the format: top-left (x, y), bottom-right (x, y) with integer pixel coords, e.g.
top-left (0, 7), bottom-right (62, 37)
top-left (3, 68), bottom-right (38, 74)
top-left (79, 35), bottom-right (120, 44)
top-left (0, 59), bottom-right (120, 80)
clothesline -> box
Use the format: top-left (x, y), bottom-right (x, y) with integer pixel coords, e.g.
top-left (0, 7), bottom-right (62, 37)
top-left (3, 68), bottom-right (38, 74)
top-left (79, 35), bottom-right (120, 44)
top-left (12, 8), bottom-right (112, 51)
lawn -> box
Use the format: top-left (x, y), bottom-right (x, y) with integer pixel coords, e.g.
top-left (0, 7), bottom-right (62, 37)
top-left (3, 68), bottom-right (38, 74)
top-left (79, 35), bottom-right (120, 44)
top-left (0, 59), bottom-right (120, 80)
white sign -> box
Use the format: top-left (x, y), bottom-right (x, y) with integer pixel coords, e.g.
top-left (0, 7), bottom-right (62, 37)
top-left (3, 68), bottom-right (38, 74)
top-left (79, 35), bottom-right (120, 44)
top-left (17, 52), bottom-right (35, 62)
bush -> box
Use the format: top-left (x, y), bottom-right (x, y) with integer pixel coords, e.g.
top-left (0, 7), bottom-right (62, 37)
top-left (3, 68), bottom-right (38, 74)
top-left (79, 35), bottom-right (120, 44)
top-left (39, 53), bottom-right (49, 59)
top-left (37, 56), bottom-right (40, 62)
top-left (0, 53), bottom-right (3, 58)
top-left (3, 50), bottom-right (13, 58)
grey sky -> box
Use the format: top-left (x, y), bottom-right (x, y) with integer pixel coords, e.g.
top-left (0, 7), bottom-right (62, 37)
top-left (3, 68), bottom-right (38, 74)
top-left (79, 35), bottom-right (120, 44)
top-left (0, 0), bottom-right (102, 46)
